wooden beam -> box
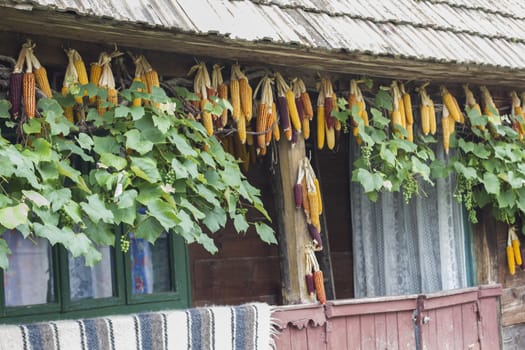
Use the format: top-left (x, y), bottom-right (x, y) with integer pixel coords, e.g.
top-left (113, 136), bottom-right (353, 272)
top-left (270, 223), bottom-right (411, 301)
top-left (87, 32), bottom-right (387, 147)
top-left (2, 7), bottom-right (525, 88)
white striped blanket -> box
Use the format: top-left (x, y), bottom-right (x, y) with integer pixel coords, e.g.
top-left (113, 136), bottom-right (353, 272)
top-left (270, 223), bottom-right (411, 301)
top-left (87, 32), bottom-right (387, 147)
top-left (0, 303), bottom-right (274, 350)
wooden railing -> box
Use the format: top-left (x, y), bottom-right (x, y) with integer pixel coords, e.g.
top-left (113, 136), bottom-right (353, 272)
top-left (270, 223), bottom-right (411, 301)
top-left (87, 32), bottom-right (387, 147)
top-left (272, 284), bottom-right (502, 350)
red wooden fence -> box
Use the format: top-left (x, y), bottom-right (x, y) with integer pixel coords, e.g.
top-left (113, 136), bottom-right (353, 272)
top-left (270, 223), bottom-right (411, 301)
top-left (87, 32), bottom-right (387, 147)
top-left (272, 285), bottom-right (502, 350)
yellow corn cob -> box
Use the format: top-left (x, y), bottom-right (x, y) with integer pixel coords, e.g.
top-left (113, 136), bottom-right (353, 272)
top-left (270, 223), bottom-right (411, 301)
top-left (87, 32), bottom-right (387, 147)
top-left (325, 120), bottom-right (335, 150)
top-left (314, 178), bottom-right (322, 215)
top-left (265, 106), bottom-right (274, 146)
top-left (23, 72), bottom-right (36, 119)
top-left (74, 58), bottom-right (89, 86)
top-left (230, 79), bottom-right (241, 121)
top-left (441, 87), bottom-right (462, 123)
top-left (403, 92), bottom-right (413, 125)
top-left (361, 109), bottom-right (369, 127)
top-left (90, 63), bottom-right (102, 103)
top-left (218, 83), bottom-right (229, 128)
top-left (507, 245), bottom-right (516, 275)
top-left (286, 89), bottom-right (302, 132)
top-left (256, 102), bottom-right (268, 150)
top-left (398, 97), bottom-right (406, 129)
top-left (239, 77), bottom-right (252, 121)
top-left (145, 69), bottom-right (159, 94)
top-left (407, 124), bottom-right (414, 142)
top-left (442, 116), bottom-right (450, 154)
top-left (301, 91), bottom-right (314, 120)
top-left (272, 103), bottom-right (281, 142)
top-left (317, 105), bottom-right (325, 150)
top-left (512, 239), bottom-right (522, 266)
top-left (429, 100), bottom-right (437, 135)
top-left (308, 191), bottom-right (320, 232)
top-left (201, 99), bottom-right (214, 136)
top-left (314, 270), bottom-right (326, 304)
top-left (391, 110), bottom-right (402, 129)
top-left (420, 104), bottom-right (430, 135)
top-left (132, 77), bottom-right (142, 107)
top-left (302, 117), bottom-right (310, 140)
top-left (237, 114), bottom-right (246, 145)
top-left (62, 86), bottom-right (74, 122)
top-left (107, 88), bottom-right (118, 106)
top-left (33, 66), bottom-right (52, 98)
top-left (97, 95), bottom-right (106, 116)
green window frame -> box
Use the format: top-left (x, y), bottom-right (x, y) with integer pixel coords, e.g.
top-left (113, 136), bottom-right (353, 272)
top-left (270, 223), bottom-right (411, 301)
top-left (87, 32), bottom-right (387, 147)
top-left (0, 231), bottom-right (191, 324)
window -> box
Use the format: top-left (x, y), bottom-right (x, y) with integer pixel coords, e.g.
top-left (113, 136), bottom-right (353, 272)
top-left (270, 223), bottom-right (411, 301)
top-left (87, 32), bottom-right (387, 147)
top-left (0, 229), bottom-right (190, 323)
top-left (350, 144), bottom-right (474, 298)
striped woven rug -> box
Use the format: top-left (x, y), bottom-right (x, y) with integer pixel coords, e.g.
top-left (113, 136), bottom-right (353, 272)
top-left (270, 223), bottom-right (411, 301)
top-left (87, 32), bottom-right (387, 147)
top-left (0, 303), bottom-right (274, 350)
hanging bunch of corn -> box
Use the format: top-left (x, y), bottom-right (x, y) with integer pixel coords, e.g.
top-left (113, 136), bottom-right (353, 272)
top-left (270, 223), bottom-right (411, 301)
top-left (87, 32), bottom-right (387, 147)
top-left (130, 55), bottom-right (145, 107)
top-left (442, 104), bottom-right (452, 154)
top-left (418, 83), bottom-right (436, 136)
top-left (507, 226), bottom-right (522, 276)
top-left (510, 91), bottom-right (525, 140)
top-left (89, 53), bottom-right (104, 104)
top-left (96, 52), bottom-right (119, 116)
top-left (25, 43), bottom-right (52, 99)
top-left (254, 75), bottom-right (275, 154)
top-left (399, 83), bottom-right (414, 142)
top-left (305, 245), bottom-right (326, 304)
top-left (188, 62), bottom-right (214, 137)
top-left (480, 86), bottom-right (501, 137)
top-left (295, 157), bottom-right (323, 249)
top-left (292, 78), bottom-right (312, 140)
top-left (275, 72), bottom-right (301, 142)
top-left (389, 81), bottom-right (403, 137)
top-left (23, 45), bottom-right (36, 119)
top-left (348, 79), bottom-right (369, 143)
top-left (322, 78), bottom-right (335, 149)
top-left (62, 49), bottom-right (79, 122)
top-left (9, 45), bottom-right (27, 119)
top-left (462, 84), bottom-right (481, 116)
top-left (440, 86), bottom-right (464, 125)
top-left (231, 63), bottom-right (252, 123)
top-left (212, 64), bottom-right (229, 129)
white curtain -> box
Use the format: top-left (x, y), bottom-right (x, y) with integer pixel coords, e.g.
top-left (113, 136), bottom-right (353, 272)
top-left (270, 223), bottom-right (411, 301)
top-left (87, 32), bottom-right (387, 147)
top-left (351, 146), bottom-right (469, 298)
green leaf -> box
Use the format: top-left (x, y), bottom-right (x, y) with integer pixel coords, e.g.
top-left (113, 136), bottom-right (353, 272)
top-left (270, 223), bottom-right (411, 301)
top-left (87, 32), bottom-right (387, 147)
top-left (23, 118), bottom-right (42, 134)
top-left (195, 232), bottom-right (218, 254)
top-left (412, 157), bottom-right (431, 181)
top-left (146, 198), bottom-right (180, 230)
top-left (63, 200), bottom-right (82, 223)
top-left (39, 98), bottom-right (75, 136)
top-left (0, 203), bottom-right (29, 229)
top-left (125, 129), bottom-right (154, 155)
top-left (152, 114), bottom-right (172, 134)
top-left (172, 158), bottom-right (188, 179)
top-left (233, 212), bottom-right (249, 233)
top-left (482, 173), bottom-right (500, 194)
top-left (117, 189), bottom-right (138, 209)
top-left (0, 239), bottom-right (10, 270)
top-left (371, 108), bottom-right (390, 128)
top-left (47, 188), bottom-right (72, 211)
top-left (374, 90), bottom-right (392, 110)
top-left (76, 133), bottom-right (94, 150)
top-left (22, 190), bottom-right (50, 207)
top-left (93, 136), bottom-right (121, 155)
top-left (0, 100), bottom-right (10, 118)
top-left (57, 160), bottom-right (91, 193)
top-left (32, 139), bottom-right (53, 161)
top-left (135, 216), bottom-right (164, 243)
top-left (100, 153), bottom-right (127, 171)
top-left (80, 194), bottom-right (114, 223)
top-left (379, 144), bottom-right (396, 166)
top-left (497, 189), bottom-right (516, 208)
top-left (254, 222), bottom-right (277, 244)
top-left (130, 156), bottom-right (161, 183)
top-left (430, 159), bottom-right (449, 179)
top-left (352, 169), bottom-right (384, 193)
top-left (454, 162), bottom-right (477, 180)
top-left (114, 105), bottom-right (131, 118)
top-left (83, 219), bottom-right (114, 246)
top-left (202, 206), bottom-right (227, 232)
top-left (169, 131), bottom-right (198, 157)
top-left (130, 106), bottom-right (145, 120)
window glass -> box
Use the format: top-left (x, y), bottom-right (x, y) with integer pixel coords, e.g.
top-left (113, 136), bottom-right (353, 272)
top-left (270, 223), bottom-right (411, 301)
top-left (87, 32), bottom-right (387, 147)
top-left (130, 233), bottom-right (171, 294)
top-left (4, 230), bottom-right (55, 307)
top-left (68, 246), bottom-right (114, 300)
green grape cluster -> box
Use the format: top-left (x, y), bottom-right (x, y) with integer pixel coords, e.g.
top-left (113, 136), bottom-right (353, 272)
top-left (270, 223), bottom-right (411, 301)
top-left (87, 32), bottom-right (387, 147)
top-left (59, 208), bottom-right (75, 228)
top-left (455, 176), bottom-right (477, 223)
top-left (163, 168), bottom-right (176, 184)
top-left (402, 175), bottom-right (418, 204)
top-left (361, 145), bottom-right (372, 168)
top-left (120, 235), bottom-right (131, 253)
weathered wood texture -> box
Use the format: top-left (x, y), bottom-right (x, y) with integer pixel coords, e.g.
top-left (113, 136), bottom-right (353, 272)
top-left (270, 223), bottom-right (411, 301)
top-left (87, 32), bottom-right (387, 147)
top-left (272, 285), bottom-right (501, 350)
top-left (190, 160), bottom-right (281, 307)
top-left (315, 136), bottom-right (353, 299)
top-left (3, 7), bottom-right (525, 88)
top-left (502, 323), bottom-right (525, 350)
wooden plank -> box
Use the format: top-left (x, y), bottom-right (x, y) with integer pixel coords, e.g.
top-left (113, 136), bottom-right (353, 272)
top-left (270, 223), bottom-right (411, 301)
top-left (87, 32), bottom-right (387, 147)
top-left (359, 314), bottom-right (376, 350)
top-left (396, 310), bottom-right (416, 350)
top-left (501, 286), bottom-right (525, 326)
top-left (274, 135), bottom-right (311, 304)
top-left (384, 313), bottom-right (399, 350)
top-left (289, 327), bottom-right (309, 350)
top-left (452, 305), bottom-right (464, 350)
top-left (421, 290), bottom-right (479, 310)
top-left (479, 297), bottom-right (500, 350)
top-left (327, 318), bottom-right (348, 350)
top-left (472, 208), bottom-right (499, 285)
top-left (274, 327), bottom-right (292, 350)
top-left (373, 313), bottom-right (387, 350)
top-left (306, 324), bottom-right (326, 350)
top-left (3, 8), bottom-right (525, 88)
top-left (461, 303), bottom-right (479, 350)
top-left (345, 316), bottom-right (360, 350)
top-left (502, 323), bottom-right (525, 350)
top-left (420, 309), bottom-right (437, 350)
top-left (326, 298), bottom-right (417, 317)
top-left (435, 306), bottom-right (455, 350)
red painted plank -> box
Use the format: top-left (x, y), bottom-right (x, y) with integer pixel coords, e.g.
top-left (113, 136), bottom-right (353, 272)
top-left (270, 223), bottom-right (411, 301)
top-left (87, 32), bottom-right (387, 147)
top-left (479, 298), bottom-right (500, 350)
top-left (328, 317), bottom-right (348, 350)
top-left (306, 324), bottom-right (326, 350)
top-left (396, 310), bottom-right (416, 350)
top-left (289, 327), bottom-right (309, 350)
top-left (326, 298), bottom-right (417, 317)
top-left (374, 313), bottom-right (387, 350)
top-left (345, 316), bottom-right (361, 350)
top-left (360, 314), bottom-right (376, 349)
top-left (452, 305), bottom-right (464, 350)
top-left (461, 303), bottom-right (479, 350)
top-left (421, 309), bottom-right (437, 350)
top-left (385, 312), bottom-right (399, 350)
top-left (422, 291), bottom-right (479, 310)
top-left (435, 306), bottom-right (455, 350)
top-left (274, 327), bottom-right (292, 350)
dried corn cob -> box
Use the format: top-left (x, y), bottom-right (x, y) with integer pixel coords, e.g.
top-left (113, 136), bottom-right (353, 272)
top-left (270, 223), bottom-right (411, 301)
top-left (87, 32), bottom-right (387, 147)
top-left (442, 105), bottom-right (451, 154)
top-left (23, 52), bottom-right (36, 119)
top-left (9, 45), bottom-right (26, 119)
top-left (30, 52), bottom-right (52, 98)
top-left (400, 83), bottom-right (413, 125)
top-left (271, 102), bottom-right (280, 142)
top-left (441, 86), bottom-right (462, 123)
top-left (275, 72), bottom-right (301, 133)
top-left (297, 79), bottom-right (313, 120)
top-left (317, 104), bottom-right (325, 150)
top-left (61, 86), bottom-right (74, 122)
top-left (212, 65), bottom-right (229, 128)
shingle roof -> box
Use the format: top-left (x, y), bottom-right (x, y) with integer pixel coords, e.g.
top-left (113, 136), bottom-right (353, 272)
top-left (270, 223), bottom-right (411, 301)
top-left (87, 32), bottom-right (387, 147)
top-left (1, 0), bottom-right (525, 72)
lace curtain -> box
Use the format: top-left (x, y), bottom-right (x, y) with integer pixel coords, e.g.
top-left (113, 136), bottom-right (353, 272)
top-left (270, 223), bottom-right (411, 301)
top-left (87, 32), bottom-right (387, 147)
top-left (350, 146), bottom-right (469, 298)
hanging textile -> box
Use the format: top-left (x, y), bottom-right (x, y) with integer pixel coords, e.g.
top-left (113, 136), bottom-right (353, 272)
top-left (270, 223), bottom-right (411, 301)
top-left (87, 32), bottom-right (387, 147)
top-left (350, 145), bottom-right (469, 297)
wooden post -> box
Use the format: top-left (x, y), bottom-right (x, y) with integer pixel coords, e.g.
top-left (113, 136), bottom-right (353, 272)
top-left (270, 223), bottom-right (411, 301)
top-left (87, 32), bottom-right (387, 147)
top-left (273, 137), bottom-right (313, 304)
